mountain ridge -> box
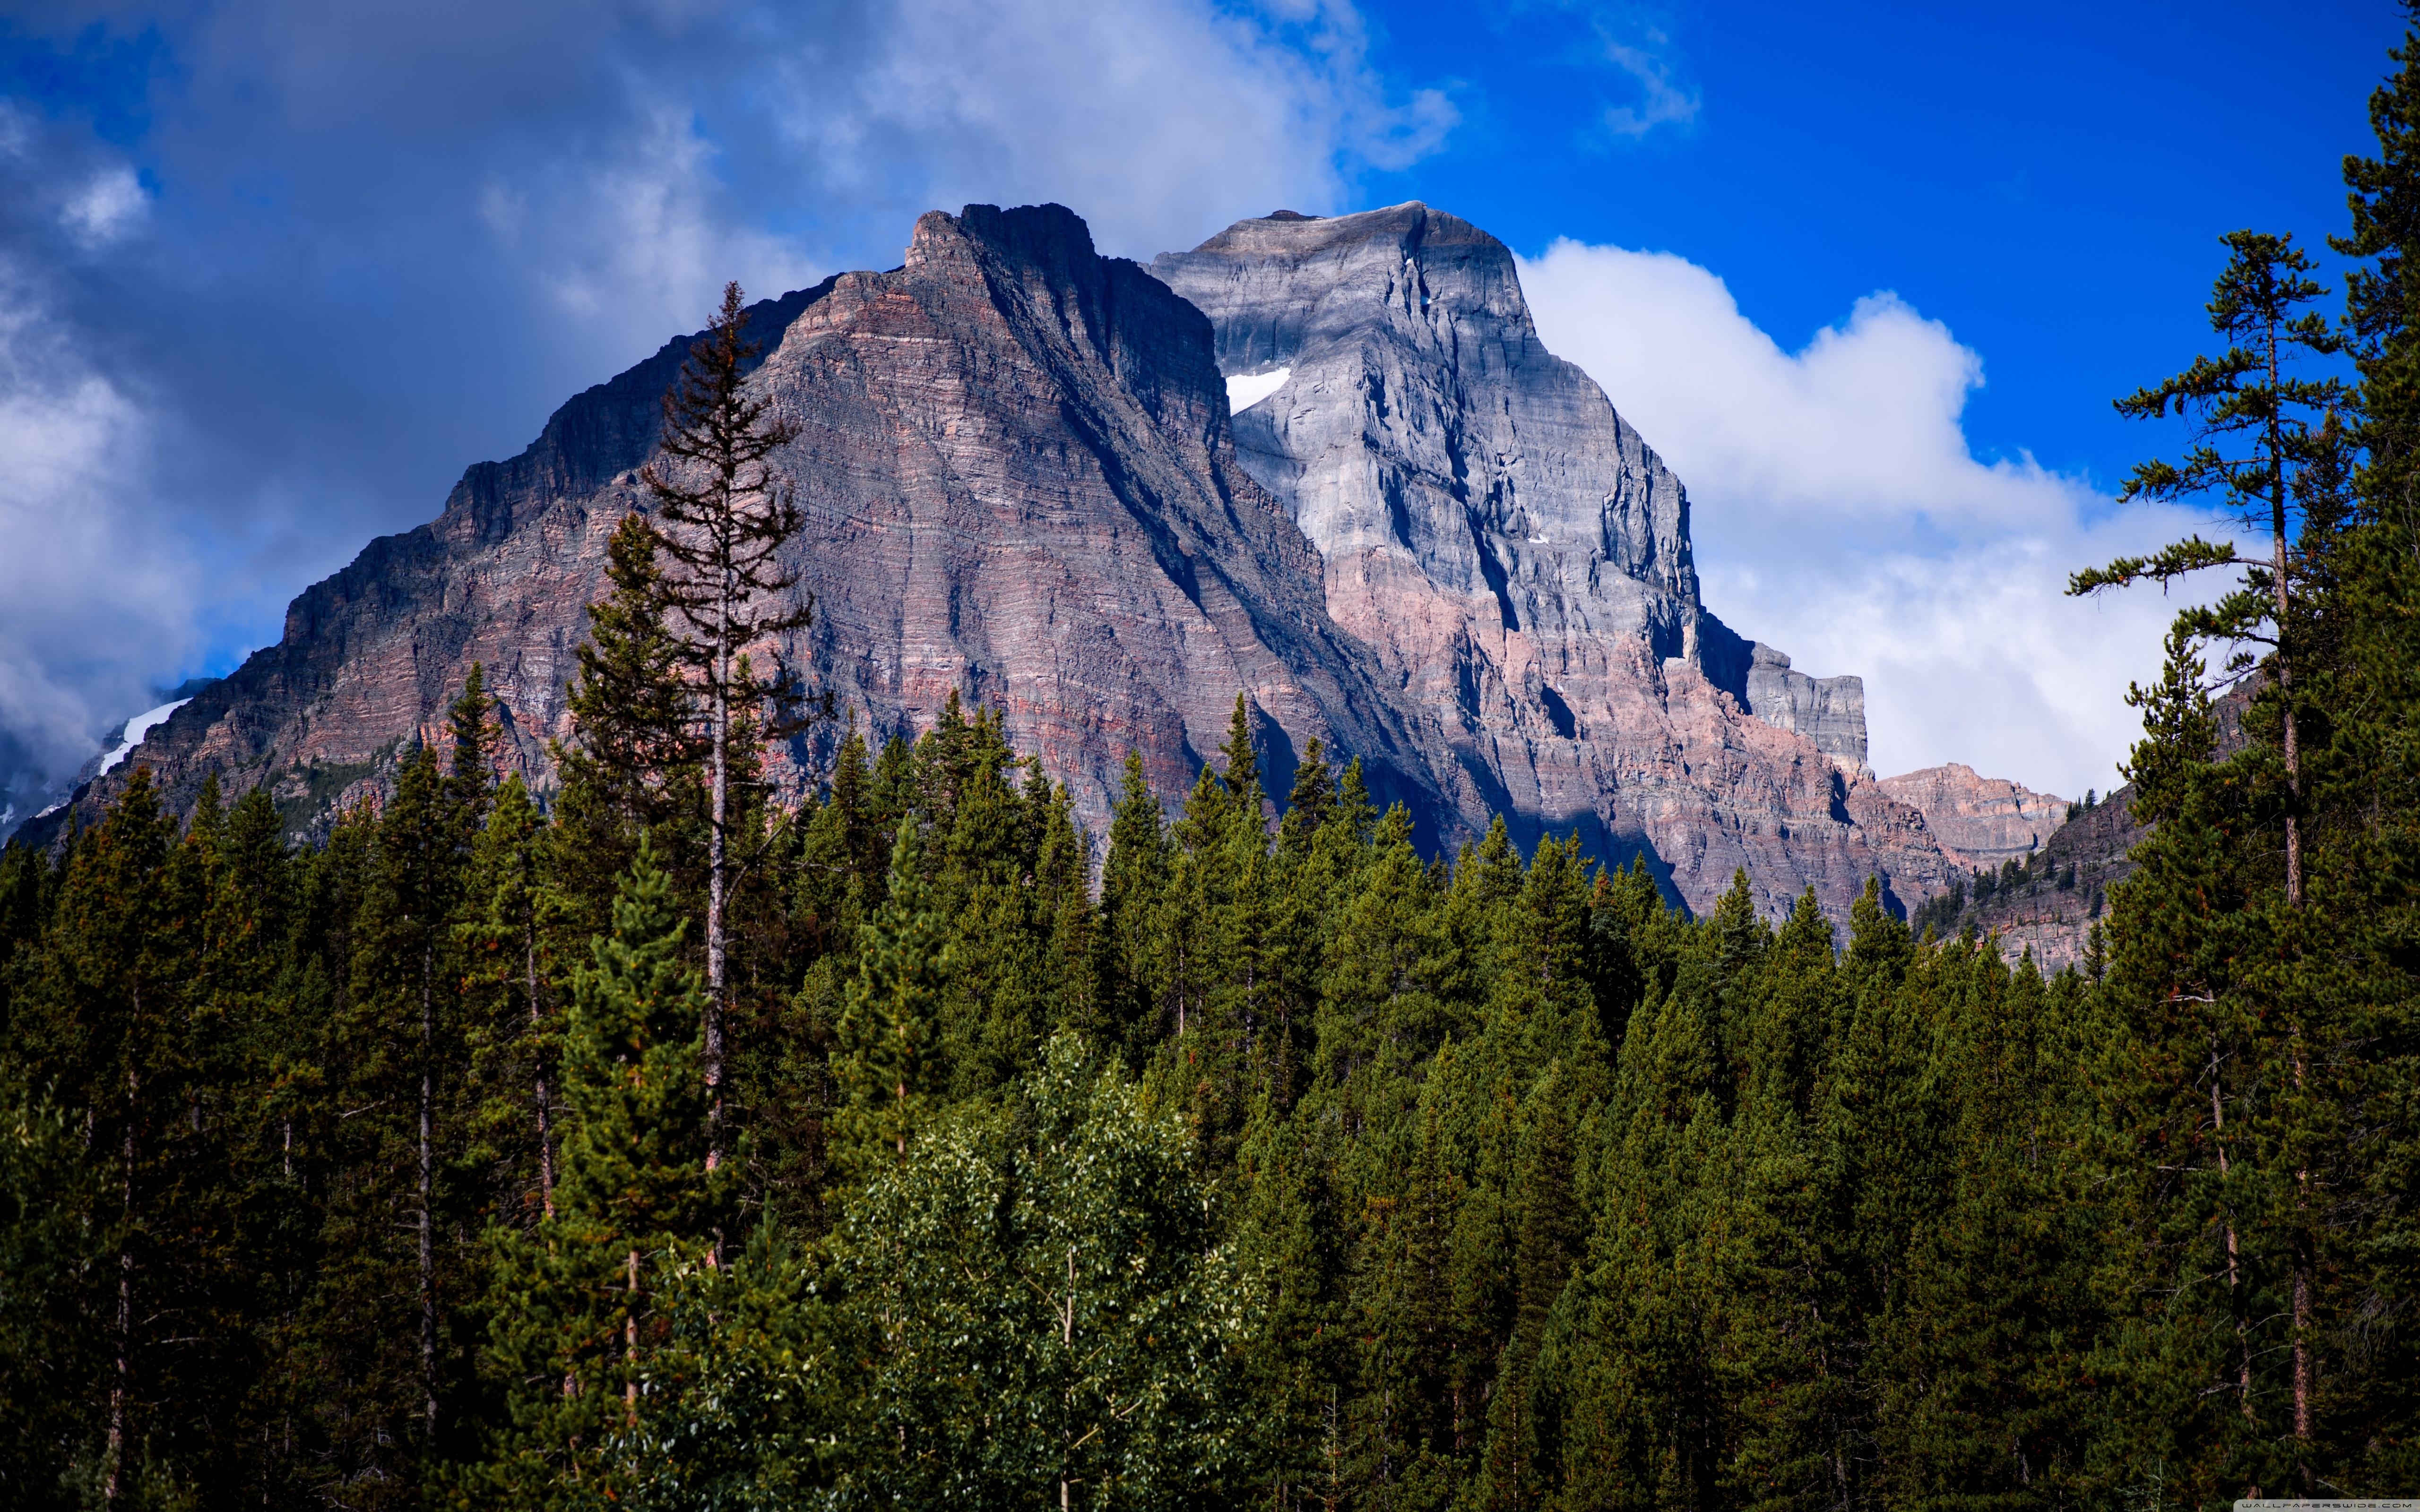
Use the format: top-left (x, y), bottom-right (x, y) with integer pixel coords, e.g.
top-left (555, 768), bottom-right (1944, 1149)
top-left (26, 199), bottom-right (2044, 921)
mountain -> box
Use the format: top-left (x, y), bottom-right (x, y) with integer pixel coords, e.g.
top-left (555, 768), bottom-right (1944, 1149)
top-left (32, 199), bottom-right (1993, 919)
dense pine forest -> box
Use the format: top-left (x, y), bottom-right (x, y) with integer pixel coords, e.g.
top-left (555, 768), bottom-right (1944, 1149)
top-left (8, 21), bottom-right (2420, 1512)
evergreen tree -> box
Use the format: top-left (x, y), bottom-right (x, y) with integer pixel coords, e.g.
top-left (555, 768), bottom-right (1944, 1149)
top-left (642, 281), bottom-right (818, 1171)
top-left (476, 838), bottom-right (717, 1504)
top-left (829, 825), bottom-right (950, 1179)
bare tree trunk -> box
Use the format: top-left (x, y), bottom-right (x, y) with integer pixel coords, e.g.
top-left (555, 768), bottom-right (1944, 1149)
top-left (625, 1246), bottom-right (641, 1426)
top-left (2294, 1251), bottom-right (2315, 1431)
top-left (2270, 313), bottom-right (2302, 909)
top-left (706, 603), bottom-right (728, 1177)
top-left (529, 914), bottom-right (553, 1218)
top-left (420, 942), bottom-right (437, 1437)
top-left (2294, 1042), bottom-right (2315, 1480)
top-left (106, 1061), bottom-right (135, 1506)
top-left (2267, 309), bottom-right (2314, 1462)
top-left (2213, 1046), bottom-right (2253, 1420)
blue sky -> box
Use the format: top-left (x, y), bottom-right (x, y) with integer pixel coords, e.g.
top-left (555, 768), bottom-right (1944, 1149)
top-left (0, 0), bottom-right (2402, 810)
top-left (1356, 0), bottom-right (2392, 494)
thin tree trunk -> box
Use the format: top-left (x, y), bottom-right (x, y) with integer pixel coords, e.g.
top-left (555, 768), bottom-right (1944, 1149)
top-left (2294, 1041), bottom-right (2315, 1477)
top-left (2212, 1045), bottom-right (2253, 1420)
top-left (106, 1060), bottom-right (135, 1506)
top-left (420, 941), bottom-right (437, 1436)
top-left (706, 601), bottom-right (728, 1176)
top-left (626, 1246), bottom-right (641, 1426)
top-left (528, 911), bottom-right (553, 1217)
top-left (2267, 305), bottom-right (2313, 1456)
top-left (2270, 309), bottom-right (2302, 908)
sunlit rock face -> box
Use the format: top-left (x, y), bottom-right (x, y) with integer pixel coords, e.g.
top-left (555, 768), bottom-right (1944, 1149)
top-left (43, 199), bottom-right (1967, 920)
top-left (1877, 764), bottom-right (2067, 868)
top-left (1154, 203), bottom-right (1941, 918)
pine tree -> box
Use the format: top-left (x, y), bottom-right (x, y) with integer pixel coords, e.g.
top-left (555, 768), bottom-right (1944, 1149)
top-left (2077, 228), bottom-right (2348, 906)
top-left (552, 515), bottom-right (708, 938)
top-left (642, 282), bottom-right (818, 1173)
top-left (476, 838), bottom-right (716, 1504)
top-left (829, 825), bottom-right (950, 1180)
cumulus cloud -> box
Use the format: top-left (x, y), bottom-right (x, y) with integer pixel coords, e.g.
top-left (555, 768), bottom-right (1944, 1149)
top-left (1519, 239), bottom-right (2230, 800)
top-left (0, 0), bottom-right (1454, 804)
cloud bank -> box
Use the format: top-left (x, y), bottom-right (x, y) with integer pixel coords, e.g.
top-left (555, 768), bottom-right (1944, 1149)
top-left (1519, 240), bottom-right (2221, 800)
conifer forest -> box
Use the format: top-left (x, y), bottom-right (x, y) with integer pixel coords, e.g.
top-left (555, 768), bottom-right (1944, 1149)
top-left (9, 23), bottom-right (2420, 1512)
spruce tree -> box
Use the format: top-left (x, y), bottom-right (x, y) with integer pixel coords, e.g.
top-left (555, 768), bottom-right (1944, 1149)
top-left (829, 825), bottom-right (950, 1179)
top-left (641, 281), bottom-right (818, 1173)
top-left (477, 838), bottom-right (716, 1504)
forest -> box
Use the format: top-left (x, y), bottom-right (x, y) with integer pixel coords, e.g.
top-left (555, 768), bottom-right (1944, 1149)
top-left (5, 19), bottom-right (2420, 1512)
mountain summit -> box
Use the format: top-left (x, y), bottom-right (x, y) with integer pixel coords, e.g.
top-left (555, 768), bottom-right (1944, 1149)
top-left (1156, 204), bottom-right (1949, 913)
top-left (42, 201), bottom-right (1970, 917)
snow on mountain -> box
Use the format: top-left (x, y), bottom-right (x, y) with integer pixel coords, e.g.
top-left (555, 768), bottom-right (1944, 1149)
top-left (1224, 366), bottom-right (1291, 412)
top-left (98, 699), bottom-right (191, 775)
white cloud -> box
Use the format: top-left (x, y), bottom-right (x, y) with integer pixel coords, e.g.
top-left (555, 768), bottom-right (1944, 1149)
top-left (0, 262), bottom-right (199, 799)
top-left (524, 105), bottom-right (821, 331)
top-left (1519, 238), bottom-right (2231, 800)
top-left (746, 0), bottom-right (1457, 261)
top-left (61, 164), bottom-right (147, 246)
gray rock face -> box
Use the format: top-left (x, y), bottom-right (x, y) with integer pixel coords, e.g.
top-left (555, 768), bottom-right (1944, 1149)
top-left (1153, 204), bottom-right (1937, 917)
top-left (1154, 203), bottom-right (1704, 658)
top-left (1744, 644), bottom-right (1869, 774)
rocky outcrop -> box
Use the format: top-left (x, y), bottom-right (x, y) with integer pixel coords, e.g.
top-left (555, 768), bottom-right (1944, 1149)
top-left (1744, 644), bottom-right (1868, 774)
top-left (1876, 763), bottom-right (2066, 867)
top-left (43, 198), bottom-right (1974, 924)
top-left (1153, 204), bottom-right (1936, 917)
top-left (1910, 788), bottom-right (2137, 972)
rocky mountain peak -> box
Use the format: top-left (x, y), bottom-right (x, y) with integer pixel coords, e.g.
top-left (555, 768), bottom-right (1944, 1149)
top-left (1153, 205), bottom-right (1927, 917)
top-left (35, 198), bottom-right (1983, 923)
top-left (1876, 763), bottom-right (2067, 867)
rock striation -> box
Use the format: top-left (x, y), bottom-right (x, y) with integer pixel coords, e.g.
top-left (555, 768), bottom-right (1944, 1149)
top-left (43, 205), bottom-right (1452, 850)
top-left (1154, 204), bottom-right (1943, 916)
top-left (41, 198), bottom-right (1989, 922)
top-left (1876, 763), bottom-right (2066, 867)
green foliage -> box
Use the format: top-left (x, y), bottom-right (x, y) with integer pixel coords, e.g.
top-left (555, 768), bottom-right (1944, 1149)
top-left (826, 1033), bottom-right (1256, 1510)
top-left (475, 837), bottom-right (720, 1506)
top-left (5, 26), bottom-right (2420, 1508)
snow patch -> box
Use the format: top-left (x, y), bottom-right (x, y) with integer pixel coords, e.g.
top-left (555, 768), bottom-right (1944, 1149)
top-left (98, 699), bottom-right (190, 775)
top-left (1225, 366), bottom-right (1292, 413)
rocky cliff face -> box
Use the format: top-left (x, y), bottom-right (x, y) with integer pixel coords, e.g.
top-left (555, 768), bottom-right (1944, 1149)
top-left (1153, 204), bottom-right (1947, 916)
top-left (1745, 644), bottom-right (1868, 774)
top-left (49, 205), bottom-right (1452, 850)
top-left (1876, 763), bottom-right (2066, 867)
top-left (45, 198), bottom-right (1977, 922)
